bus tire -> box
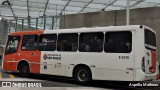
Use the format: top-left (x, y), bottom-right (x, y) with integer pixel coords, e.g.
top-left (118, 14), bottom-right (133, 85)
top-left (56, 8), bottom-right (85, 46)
top-left (18, 63), bottom-right (30, 77)
top-left (73, 66), bottom-right (92, 84)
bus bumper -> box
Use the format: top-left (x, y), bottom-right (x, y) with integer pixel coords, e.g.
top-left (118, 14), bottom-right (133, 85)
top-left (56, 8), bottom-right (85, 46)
top-left (135, 69), bottom-right (157, 81)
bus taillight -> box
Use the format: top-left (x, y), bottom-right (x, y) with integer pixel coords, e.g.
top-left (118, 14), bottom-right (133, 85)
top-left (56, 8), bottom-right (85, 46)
top-left (150, 51), bottom-right (156, 73)
top-left (142, 57), bottom-right (145, 72)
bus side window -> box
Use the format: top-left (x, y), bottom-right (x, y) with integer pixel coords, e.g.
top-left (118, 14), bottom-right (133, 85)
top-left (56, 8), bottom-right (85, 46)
top-left (104, 31), bottom-right (132, 53)
top-left (22, 35), bottom-right (38, 51)
top-left (79, 32), bottom-right (104, 52)
top-left (57, 33), bottom-right (78, 52)
top-left (38, 34), bottom-right (57, 51)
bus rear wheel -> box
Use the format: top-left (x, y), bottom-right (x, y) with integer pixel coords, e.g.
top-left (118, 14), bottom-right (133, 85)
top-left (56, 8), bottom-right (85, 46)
top-left (18, 63), bottom-right (30, 77)
top-left (74, 66), bottom-right (92, 84)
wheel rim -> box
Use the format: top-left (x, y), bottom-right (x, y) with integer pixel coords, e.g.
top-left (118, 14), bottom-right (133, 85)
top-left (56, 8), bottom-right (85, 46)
top-left (21, 66), bottom-right (28, 73)
top-left (77, 69), bottom-right (88, 81)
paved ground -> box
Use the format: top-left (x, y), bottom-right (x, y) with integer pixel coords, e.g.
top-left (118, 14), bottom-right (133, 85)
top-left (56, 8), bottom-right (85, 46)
top-left (0, 65), bottom-right (160, 90)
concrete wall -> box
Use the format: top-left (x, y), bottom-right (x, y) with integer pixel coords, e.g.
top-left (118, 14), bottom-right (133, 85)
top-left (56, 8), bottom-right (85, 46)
top-left (0, 20), bottom-right (8, 45)
top-left (60, 7), bottom-right (160, 63)
top-left (0, 20), bottom-right (34, 45)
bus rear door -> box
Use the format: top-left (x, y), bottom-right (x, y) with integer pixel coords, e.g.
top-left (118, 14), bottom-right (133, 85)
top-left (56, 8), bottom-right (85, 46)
top-left (143, 29), bottom-right (157, 74)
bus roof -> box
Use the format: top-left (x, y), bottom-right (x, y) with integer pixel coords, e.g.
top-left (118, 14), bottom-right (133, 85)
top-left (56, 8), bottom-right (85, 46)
top-left (9, 25), bottom-right (155, 35)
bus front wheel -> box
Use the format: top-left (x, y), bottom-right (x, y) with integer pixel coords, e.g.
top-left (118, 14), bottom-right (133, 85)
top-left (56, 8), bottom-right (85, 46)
top-left (73, 66), bottom-right (92, 84)
top-left (18, 63), bottom-right (30, 77)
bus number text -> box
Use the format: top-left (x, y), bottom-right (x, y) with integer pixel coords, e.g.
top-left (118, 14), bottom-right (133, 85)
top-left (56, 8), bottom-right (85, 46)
top-left (119, 56), bottom-right (129, 59)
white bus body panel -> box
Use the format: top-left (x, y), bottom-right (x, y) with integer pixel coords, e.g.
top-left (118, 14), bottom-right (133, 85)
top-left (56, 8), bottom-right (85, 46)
top-left (40, 51), bottom-right (135, 81)
top-left (38, 25), bottom-right (157, 81)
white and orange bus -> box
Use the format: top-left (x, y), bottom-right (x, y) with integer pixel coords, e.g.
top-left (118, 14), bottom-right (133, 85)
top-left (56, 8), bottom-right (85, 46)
top-left (2, 25), bottom-right (159, 83)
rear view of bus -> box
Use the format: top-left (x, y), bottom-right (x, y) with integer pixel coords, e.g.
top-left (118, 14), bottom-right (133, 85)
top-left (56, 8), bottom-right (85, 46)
top-left (141, 27), bottom-right (158, 80)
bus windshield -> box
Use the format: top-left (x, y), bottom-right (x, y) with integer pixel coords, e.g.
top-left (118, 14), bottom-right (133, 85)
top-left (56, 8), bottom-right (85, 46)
top-left (5, 36), bottom-right (20, 55)
top-left (145, 29), bottom-right (156, 50)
